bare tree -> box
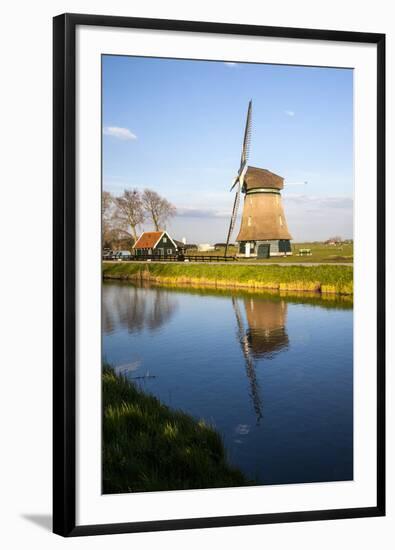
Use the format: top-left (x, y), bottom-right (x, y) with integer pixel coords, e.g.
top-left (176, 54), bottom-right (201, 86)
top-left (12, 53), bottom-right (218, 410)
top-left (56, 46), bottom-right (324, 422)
top-left (113, 189), bottom-right (145, 242)
top-left (141, 189), bottom-right (176, 231)
top-left (102, 191), bottom-right (117, 247)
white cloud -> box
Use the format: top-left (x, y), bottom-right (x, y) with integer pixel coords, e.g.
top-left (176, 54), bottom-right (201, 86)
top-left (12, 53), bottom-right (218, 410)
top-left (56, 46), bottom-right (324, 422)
top-left (176, 207), bottom-right (234, 219)
top-left (284, 110), bottom-right (295, 117)
top-left (224, 62), bottom-right (237, 66)
top-left (103, 126), bottom-right (137, 140)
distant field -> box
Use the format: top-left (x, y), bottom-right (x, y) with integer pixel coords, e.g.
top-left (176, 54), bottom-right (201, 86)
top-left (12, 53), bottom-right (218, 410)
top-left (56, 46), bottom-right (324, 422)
top-left (185, 242), bottom-right (353, 263)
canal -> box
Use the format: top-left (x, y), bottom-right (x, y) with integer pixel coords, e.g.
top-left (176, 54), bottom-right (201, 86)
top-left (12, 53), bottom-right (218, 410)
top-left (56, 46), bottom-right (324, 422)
top-left (102, 281), bottom-right (353, 486)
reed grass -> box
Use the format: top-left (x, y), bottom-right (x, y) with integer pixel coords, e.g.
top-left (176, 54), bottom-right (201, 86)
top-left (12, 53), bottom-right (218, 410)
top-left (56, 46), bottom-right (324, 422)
top-left (137, 281), bottom-right (354, 308)
top-left (102, 262), bottom-right (353, 295)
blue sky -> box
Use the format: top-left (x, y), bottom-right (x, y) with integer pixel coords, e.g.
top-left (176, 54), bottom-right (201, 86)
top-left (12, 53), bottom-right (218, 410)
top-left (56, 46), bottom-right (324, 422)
top-left (102, 55), bottom-right (353, 242)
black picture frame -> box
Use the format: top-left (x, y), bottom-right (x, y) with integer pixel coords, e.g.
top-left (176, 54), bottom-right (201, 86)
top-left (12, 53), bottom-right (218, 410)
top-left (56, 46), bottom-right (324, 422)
top-left (53, 13), bottom-right (386, 537)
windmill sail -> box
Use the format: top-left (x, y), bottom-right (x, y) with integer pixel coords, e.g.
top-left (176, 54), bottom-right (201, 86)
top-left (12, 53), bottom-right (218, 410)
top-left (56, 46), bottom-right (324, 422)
top-left (240, 100), bottom-right (252, 171)
top-left (225, 101), bottom-right (253, 257)
top-left (225, 182), bottom-right (241, 251)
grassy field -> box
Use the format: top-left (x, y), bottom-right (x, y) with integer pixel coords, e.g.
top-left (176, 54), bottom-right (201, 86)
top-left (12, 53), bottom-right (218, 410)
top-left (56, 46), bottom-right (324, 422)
top-left (103, 261), bottom-right (353, 295)
top-left (186, 242), bottom-right (353, 263)
top-left (103, 366), bottom-right (248, 493)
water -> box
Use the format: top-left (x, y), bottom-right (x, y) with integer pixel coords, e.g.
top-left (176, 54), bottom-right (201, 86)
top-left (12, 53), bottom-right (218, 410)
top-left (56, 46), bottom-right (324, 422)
top-left (103, 281), bottom-right (353, 486)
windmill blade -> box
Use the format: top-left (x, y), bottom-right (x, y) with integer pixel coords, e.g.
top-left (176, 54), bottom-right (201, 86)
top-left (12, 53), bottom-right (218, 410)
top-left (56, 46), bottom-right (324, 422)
top-left (239, 162), bottom-right (248, 189)
top-left (230, 174), bottom-right (239, 191)
top-left (225, 100), bottom-right (253, 257)
top-left (224, 182), bottom-right (241, 256)
top-left (230, 163), bottom-right (248, 193)
top-left (229, 184), bottom-right (241, 235)
top-left (240, 100), bottom-right (252, 170)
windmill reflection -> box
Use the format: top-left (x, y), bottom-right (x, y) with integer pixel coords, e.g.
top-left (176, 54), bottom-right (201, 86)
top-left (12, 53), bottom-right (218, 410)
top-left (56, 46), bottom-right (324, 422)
top-left (233, 296), bottom-right (289, 424)
top-left (102, 283), bottom-right (178, 334)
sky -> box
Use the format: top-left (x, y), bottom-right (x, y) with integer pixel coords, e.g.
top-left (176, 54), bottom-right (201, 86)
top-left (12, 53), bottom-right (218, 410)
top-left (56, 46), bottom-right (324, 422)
top-left (102, 55), bottom-right (353, 243)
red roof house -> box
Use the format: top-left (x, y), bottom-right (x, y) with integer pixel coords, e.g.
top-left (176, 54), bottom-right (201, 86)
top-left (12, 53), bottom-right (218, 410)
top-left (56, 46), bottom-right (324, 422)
top-left (133, 231), bottom-right (178, 256)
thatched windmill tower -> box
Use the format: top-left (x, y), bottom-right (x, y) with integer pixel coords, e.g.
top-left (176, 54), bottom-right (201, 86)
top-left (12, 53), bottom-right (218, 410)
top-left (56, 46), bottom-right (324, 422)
top-left (225, 101), bottom-right (293, 258)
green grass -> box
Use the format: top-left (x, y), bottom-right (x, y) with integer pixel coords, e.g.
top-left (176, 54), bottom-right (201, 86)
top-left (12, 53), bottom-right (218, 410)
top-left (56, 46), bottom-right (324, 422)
top-left (103, 261), bottom-right (353, 295)
top-left (103, 366), bottom-right (248, 493)
top-left (106, 279), bottom-right (353, 309)
top-left (186, 242), bottom-right (353, 263)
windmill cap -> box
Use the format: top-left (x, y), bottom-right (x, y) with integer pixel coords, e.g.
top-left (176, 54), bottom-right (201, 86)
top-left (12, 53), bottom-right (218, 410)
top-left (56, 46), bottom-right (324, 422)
top-left (244, 166), bottom-right (284, 191)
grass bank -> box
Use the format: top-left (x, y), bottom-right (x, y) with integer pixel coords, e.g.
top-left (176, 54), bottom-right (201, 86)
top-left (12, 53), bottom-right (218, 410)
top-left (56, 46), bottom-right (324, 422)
top-left (112, 279), bottom-right (353, 309)
top-left (103, 366), bottom-right (248, 493)
top-left (103, 262), bottom-right (353, 295)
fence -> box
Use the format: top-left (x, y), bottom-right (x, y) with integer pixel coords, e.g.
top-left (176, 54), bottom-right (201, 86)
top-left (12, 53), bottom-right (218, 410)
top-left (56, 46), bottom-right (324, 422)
top-left (104, 254), bottom-right (237, 263)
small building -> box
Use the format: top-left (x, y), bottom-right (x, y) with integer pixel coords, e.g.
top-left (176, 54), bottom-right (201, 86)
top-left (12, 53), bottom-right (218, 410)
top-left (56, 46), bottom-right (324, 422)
top-left (198, 243), bottom-right (215, 252)
top-left (173, 239), bottom-right (187, 252)
top-left (133, 231), bottom-right (178, 257)
top-left (325, 238), bottom-right (342, 246)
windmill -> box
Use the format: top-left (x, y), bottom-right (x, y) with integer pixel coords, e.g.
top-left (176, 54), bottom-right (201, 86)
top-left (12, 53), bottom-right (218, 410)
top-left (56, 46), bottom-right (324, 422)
top-left (224, 100), bottom-right (252, 258)
top-left (225, 101), bottom-right (294, 259)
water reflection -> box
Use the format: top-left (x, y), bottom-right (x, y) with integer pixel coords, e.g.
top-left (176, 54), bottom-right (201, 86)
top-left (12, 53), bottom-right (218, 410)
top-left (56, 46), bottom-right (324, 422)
top-left (103, 283), bottom-right (289, 423)
top-left (233, 297), bottom-right (288, 423)
top-left (102, 283), bottom-right (178, 334)
top-left (244, 298), bottom-right (289, 359)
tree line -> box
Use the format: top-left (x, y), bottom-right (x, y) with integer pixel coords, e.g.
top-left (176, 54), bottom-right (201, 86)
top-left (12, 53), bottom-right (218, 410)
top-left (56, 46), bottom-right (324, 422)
top-left (102, 188), bottom-right (176, 249)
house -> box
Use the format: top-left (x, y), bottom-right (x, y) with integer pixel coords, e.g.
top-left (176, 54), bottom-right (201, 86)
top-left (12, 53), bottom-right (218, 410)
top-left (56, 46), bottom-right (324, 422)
top-left (172, 238), bottom-right (198, 249)
top-left (325, 238), bottom-right (342, 246)
top-left (173, 239), bottom-right (187, 252)
top-left (133, 231), bottom-right (178, 257)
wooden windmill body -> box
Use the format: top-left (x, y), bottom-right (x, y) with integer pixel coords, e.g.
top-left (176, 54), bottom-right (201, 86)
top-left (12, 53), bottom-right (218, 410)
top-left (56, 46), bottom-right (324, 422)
top-left (225, 101), bottom-right (293, 258)
top-left (237, 166), bottom-right (292, 258)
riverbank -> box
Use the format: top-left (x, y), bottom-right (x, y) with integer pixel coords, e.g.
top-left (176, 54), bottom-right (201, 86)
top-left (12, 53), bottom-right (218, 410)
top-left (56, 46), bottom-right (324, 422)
top-left (108, 279), bottom-right (353, 308)
top-left (102, 262), bottom-right (353, 295)
top-left (103, 366), bottom-right (248, 493)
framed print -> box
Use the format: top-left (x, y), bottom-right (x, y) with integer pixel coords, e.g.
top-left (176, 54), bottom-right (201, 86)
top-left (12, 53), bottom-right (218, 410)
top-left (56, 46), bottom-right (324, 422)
top-left (53, 13), bottom-right (385, 536)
